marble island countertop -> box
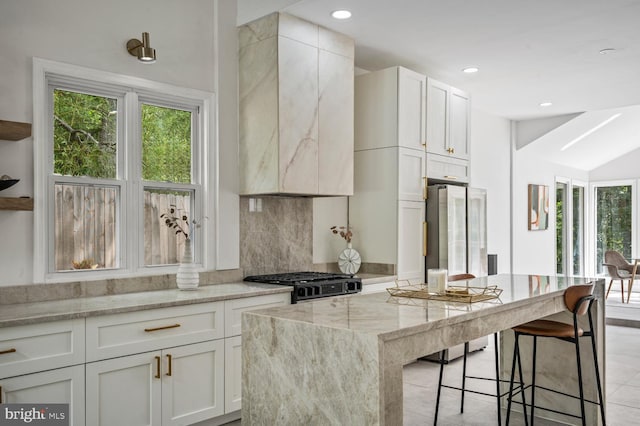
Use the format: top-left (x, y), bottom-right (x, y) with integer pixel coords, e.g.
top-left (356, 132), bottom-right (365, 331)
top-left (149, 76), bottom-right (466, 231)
top-left (242, 274), bottom-right (606, 425)
top-left (248, 274), bottom-right (600, 341)
top-left (0, 282), bottom-right (292, 328)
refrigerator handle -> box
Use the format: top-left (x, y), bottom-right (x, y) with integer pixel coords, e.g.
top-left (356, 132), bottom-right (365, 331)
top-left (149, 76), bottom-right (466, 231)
top-left (423, 221), bottom-right (428, 256)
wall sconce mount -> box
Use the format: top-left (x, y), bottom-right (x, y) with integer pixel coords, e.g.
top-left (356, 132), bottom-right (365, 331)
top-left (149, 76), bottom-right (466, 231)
top-left (127, 32), bottom-right (156, 63)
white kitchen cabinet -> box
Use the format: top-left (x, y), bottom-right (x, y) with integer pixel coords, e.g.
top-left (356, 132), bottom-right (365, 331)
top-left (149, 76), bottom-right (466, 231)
top-left (0, 365), bottom-right (85, 426)
top-left (0, 319), bottom-right (85, 425)
top-left (350, 148), bottom-right (425, 280)
top-left (224, 336), bottom-right (242, 413)
top-left (426, 77), bottom-right (470, 161)
top-left (354, 66), bottom-right (426, 151)
top-left (239, 12), bottom-right (354, 196)
top-left (398, 201), bottom-right (426, 280)
top-left (426, 153), bottom-right (470, 183)
top-left (86, 337), bottom-right (224, 426)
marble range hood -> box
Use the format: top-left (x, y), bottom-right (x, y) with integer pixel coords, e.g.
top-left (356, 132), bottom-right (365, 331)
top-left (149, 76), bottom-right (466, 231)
top-left (238, 12), bottom-right (355, 197)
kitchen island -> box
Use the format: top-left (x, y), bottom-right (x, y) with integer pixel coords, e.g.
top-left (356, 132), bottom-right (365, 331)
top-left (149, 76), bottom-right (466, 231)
top-left (242, 274), bottom-right (605, 425)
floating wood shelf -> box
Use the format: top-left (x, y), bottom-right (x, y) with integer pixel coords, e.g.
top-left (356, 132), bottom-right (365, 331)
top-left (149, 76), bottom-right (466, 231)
top-left (0, 120), bottom-right (32, 141)
top-left (0, 197), bottom-right (34, 211)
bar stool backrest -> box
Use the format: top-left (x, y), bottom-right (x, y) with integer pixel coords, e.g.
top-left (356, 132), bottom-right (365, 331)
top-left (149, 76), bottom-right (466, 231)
top-left (564, 283), bottom-right (594, 315)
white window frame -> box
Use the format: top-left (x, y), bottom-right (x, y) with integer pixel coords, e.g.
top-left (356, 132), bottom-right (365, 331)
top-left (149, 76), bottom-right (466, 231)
top-left (33, 58), bottom-right (216, 283)
top-left (588, 179), bottom-right (637, 277)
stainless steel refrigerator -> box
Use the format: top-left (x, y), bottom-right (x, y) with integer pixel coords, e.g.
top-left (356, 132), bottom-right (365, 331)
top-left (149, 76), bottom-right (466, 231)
top-left (425, 184), bottom-right (488, 361)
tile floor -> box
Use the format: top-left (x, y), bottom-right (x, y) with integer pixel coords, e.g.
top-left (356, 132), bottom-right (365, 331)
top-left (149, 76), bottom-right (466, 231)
top-left (402, 324), bottom-right (640, 425)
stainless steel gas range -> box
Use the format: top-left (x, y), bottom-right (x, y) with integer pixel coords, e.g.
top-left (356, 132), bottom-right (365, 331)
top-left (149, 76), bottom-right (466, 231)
top-left (244, 272), bottom-right (362, 304)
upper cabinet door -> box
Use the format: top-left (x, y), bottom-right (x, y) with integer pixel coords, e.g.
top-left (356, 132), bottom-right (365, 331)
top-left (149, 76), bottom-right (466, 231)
top-left (426, 78), bottom-right (449, 156)
top-left (397, 68), bottom-right (426, 151)
top-left (426, 78), bottom-right (470, 161)
top-left (449, 87), bottom-right (470, 160)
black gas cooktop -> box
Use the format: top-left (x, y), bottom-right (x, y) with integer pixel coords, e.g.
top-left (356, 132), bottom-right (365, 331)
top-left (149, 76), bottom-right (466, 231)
top-left (244, 272), bottom-right (362, 303)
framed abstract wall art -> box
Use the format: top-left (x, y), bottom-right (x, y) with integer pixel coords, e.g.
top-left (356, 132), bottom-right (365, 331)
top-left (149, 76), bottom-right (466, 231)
top-left (528, 184), bottom-right (549, 230)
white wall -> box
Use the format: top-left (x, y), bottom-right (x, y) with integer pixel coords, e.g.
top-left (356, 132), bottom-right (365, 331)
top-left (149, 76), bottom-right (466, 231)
top-left (512, 130), bottom-right (589, 275)
top-left (0, 0), bottom-right (239, 285)
top-left (589, 146), bottom-right (640, 181)
top-left (470, 108), bottom-right (512, 274)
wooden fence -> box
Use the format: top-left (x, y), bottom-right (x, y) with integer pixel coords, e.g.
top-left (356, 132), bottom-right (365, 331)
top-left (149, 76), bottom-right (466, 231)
top-left (54, 185), bottom-right (190, 271)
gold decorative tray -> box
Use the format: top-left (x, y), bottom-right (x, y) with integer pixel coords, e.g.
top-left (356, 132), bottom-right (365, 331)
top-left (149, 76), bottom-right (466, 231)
top-left (387, 280), bottom-right (502, 303)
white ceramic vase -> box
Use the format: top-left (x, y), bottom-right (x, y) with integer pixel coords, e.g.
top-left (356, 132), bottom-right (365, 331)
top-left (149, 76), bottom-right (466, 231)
top-left (338, 242), bottom-right (362, 275)
top-left (176, 238), bottom-right (199, 290)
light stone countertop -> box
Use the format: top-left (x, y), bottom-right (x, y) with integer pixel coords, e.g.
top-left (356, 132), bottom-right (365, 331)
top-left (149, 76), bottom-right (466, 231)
top-left (356, 273), bottom-right (397, 285)
top-left (246, 274), bottom-right (603, 342)
top-left (0, 282), bottom-right (292, 328)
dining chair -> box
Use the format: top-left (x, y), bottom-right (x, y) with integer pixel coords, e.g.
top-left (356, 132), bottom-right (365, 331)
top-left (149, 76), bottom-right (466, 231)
top-left (603, 250), bottom-right (635, 303)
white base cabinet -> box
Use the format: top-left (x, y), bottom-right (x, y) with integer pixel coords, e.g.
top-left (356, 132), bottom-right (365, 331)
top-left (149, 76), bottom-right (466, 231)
top-left (86, 340), bottom-right (224, 426)
top-left (1, 292), bottom-right (290, 426)
top-left (0, 365), bottom-right (85, 426)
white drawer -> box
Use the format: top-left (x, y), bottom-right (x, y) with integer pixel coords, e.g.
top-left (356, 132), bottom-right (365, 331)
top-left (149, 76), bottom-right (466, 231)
top-left (426, 154), bottom-right (469, 183)
top-left (0, 319), bottom-right (85, 379)
top-left (86, 302), bottom-right (223, 361)
top-left (225, 293), bottom-right (290, 337)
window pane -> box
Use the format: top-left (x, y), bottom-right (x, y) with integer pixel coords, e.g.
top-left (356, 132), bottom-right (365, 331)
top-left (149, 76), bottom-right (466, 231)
top-left (144, 188), bottom-right (194, 266)
top-left (572, 186), bottom-right (584, 276)
top-left (53, 90), bottom-right (117, 178)
top-left (596, 185), bottom-right (632, 274)
top-left (142, 104), bottom-right (192, 183)
top-left (54, 184), bottom-right (118, 271)
top-left (556, 182), bottom-right (567, 274)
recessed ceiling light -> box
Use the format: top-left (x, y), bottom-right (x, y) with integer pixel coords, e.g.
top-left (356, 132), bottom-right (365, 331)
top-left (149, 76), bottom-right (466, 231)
top-left (331, 10), bottom-right (352, 20)
top-left (599, 48), bottom-right (617, 55)
top-left (462, 67), bottom-right (479, 74)
top-left (539, 102), bottom-right (553, 107)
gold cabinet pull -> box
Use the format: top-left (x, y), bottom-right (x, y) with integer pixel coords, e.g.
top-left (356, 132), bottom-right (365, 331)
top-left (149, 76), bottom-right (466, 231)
top-left (154, 356), bottom-right (161, 379)
top-left (423, 222), bottom-right (428, 257)
top-left (144, 324), bottom-right (181, 333)
top-left (0, 385), bottom-right (3, 404)
top-left (166, 354), bottom-right (173, 376)
top-left (444, 175), bottom-right (458, 180)
top-left (423, 177), bottom-right (428, 200)
top-left (446, 147), bottom-right (454, 154)
top-left (0, 348), bottom-right (16, 356)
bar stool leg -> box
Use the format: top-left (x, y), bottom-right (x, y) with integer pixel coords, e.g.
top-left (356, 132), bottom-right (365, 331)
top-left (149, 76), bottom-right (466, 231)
top-left (494, 333), bottom-right (502, 426)
top-left (573, 316), bottom-right (587, 426)
top-left (434, 349), bottom-right (446, 426)
top-left (461, 342), bottom-right (469, 413)
top-left (515, 334), bottom-right (529, 426)
top-left (588, 310), bottom-right (606, 425)
top-left (506, 333), bottom-right (528, 426)
top-left (530, 336), bottom-right (537, 425)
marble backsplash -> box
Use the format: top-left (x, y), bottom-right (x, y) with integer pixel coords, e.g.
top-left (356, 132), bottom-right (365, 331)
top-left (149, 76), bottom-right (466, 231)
top-left (240, 196), bottom-right (313, 276)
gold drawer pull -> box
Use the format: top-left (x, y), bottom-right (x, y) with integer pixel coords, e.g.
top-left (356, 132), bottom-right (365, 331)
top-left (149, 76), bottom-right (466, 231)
top-left (144, 324), bottom-right (181, 333)
top-left (155, 356), bottom-right (161, 379)
top-left (444, 175), bottom-right (458, 180)
top-left (166, 354), bottom-right (172, 376)
top-left (0, 348), bottom-right (17, 355)
top-left (0, 385), bottom-right (3, 403)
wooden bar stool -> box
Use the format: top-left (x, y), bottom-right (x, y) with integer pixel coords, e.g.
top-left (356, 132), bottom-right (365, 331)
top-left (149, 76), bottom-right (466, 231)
top-left (506, 283), bottom-right (606, 426)
top-left (433, 274), bottom-right (518, 425)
